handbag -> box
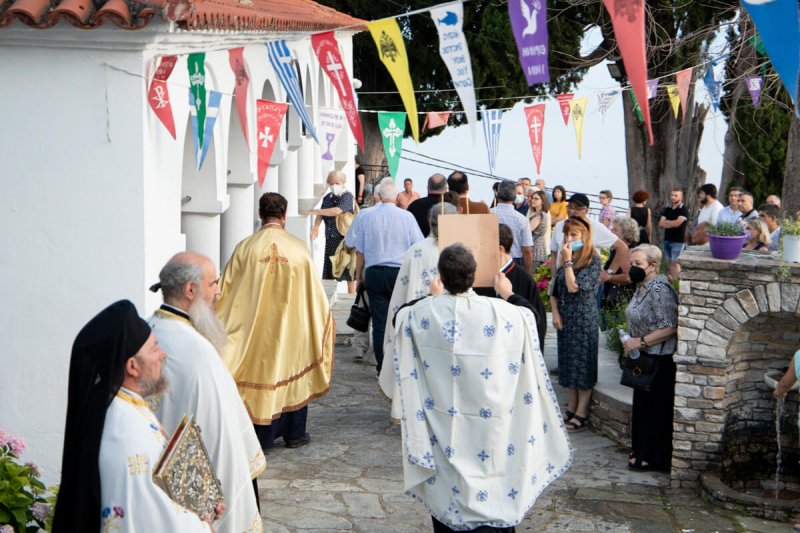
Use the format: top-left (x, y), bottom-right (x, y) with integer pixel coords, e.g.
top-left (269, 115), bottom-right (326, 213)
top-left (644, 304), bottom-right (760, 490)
top-left (346, 287), bottom-right (371, 332)
top-left (620, 351), bottom-right (661, 392)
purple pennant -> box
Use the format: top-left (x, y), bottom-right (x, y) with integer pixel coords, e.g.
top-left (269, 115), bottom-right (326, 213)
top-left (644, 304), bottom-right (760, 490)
top-left (746, 76), bottom-right (763, 108)
top-left (508, 0), bottom-right (549, 86)
top-left (646, 79), bottom-right (658, 100)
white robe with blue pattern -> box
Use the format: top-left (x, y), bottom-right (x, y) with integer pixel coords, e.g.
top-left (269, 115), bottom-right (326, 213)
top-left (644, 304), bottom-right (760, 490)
top-left (392, 291), bottom-right (572, 530)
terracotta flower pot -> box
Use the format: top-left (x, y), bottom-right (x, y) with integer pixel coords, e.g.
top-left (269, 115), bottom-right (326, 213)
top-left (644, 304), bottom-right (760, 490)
top-left (708, 233), bottom-right (746, 260)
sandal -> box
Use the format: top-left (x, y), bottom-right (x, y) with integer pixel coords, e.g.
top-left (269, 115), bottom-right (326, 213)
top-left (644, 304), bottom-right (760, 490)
top-left (562, 409), bottom-right (575, 423)
top-left (627, 457), bottom-right (652, 472)
top-left (565, 414), bottom-right (588, 433)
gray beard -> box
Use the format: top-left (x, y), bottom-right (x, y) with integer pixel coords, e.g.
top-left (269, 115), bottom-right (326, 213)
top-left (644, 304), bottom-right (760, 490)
top-left (139, 373), bottom-right (169, 397)
top-left (189, 299), bottom-right (228, 353)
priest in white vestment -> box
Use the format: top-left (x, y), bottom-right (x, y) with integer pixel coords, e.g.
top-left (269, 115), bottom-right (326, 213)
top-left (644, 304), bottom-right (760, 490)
top-left (391, 246), bottom-right (572, 532)
top-left (53, 300), bottom-right (219, 532)
top-left (148, 252), bottom-right (266, 533)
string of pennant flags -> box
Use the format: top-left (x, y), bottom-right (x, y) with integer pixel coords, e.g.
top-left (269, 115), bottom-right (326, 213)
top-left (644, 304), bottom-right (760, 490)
top-left (145, 0), bottom-right (800, 186)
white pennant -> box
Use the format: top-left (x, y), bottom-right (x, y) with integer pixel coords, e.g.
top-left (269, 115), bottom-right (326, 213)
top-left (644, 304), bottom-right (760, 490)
top-left (430, 3), bottom-right (477, 135)
top-left (596, 90), bottom-right (619, 122)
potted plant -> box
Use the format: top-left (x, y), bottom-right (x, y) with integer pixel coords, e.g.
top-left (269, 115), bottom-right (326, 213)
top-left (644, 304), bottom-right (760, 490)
top-left (707, 221), bottom-right (746, 260)
top-left (782, 212), bottom-right (800, 263)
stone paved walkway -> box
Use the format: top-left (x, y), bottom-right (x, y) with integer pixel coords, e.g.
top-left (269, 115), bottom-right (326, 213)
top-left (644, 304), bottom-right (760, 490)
top-left (256, 294), bottom-right (795, 533)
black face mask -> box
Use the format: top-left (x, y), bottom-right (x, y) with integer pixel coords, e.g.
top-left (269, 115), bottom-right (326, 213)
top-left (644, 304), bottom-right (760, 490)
top-left (629, 265), bottom-right (647, 284)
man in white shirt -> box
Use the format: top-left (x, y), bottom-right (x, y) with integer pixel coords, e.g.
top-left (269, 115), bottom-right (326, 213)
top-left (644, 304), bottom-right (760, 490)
top-left (693, 184), bottom-right (724, 244)
top-left (717, 186), bottom-right (743, 225)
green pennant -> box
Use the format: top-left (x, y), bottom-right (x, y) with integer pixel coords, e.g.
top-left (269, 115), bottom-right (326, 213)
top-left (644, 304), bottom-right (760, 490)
top-left (378, 111), bottom-right (406, 178)
top-left (748, 34), bottom-right (767, 57)
top-left (188, 53), bottom-right (207, 151)
top-left (631, 91), bottom-right (644, 122)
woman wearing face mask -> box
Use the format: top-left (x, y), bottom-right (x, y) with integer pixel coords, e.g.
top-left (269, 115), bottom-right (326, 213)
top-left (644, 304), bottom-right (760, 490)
top-left (550, 216), bottom-right (601, 432)
top-left (742, 218), bottom-right (771, 252)
top-left (621, 245), bottom-right (678, 472)
top-left (308, 170), bottom-right (356, 293)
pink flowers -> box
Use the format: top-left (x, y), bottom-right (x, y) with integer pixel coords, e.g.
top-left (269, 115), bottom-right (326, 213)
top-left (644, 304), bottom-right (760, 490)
top-left (32, 501), bottom-right (51, 521)
top-left (0, 427), bottom-right (26, 457)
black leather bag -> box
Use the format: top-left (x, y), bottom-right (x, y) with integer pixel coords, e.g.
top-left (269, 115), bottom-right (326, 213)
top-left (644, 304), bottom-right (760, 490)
top-left (346, 287), bottom-right (371, 332)
top-left (620, 351), bottom-right (661, 392)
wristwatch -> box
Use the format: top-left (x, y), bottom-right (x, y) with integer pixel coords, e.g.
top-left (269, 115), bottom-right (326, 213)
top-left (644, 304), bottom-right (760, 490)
top-left (606, 268), bottom-right (615, 275)
top-left (640, 337), bottom-right (648, 349)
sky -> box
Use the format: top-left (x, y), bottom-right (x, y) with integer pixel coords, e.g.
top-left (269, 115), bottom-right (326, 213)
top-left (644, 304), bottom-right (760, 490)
top-left (386, 27), bottom-right (730, 212)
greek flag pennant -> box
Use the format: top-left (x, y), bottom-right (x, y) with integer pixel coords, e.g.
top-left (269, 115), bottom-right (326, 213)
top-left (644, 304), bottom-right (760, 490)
top-left (429, 3), bottom-right (477, 131)
top-left (481, 108), bottom-right (503, 176)
top-left (189, 90), bottom-right (222, 170)
top-left (378, 111), bottom-right (407, 178)
top-left (266, 40), bottom-right (318, 142)
top-left (703, 66), bottom-right (722, 111)
top-left (741, 0), bottom-right (800, 115)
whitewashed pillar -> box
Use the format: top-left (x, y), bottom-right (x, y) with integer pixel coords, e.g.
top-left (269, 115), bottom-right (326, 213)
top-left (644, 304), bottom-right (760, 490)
top-left (221, 183), bottom-right (253, 266)
top-left (297, 139), bottom-right (315, 199)
top-left (182, 213), bottom-right (221, 272)
top-left (279, 149), bottom-right (299, 216)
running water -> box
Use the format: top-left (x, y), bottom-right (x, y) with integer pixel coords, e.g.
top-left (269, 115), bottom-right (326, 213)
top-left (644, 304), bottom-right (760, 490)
top-left (775, 396), bottom-right (785, 499)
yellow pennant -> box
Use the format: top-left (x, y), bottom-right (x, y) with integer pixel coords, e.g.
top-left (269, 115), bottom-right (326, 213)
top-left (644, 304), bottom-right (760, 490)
top-left (367, 19), bottom-right (420, 142)
top-left (667, 85), bottom-right (681, 119)
top-left (570, 96), bottom-right (588, 159)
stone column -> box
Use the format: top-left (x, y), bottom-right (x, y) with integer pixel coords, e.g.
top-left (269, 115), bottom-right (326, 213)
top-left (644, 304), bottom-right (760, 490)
top-left (297, 139), bottom-right (314, 200)
top-left (221, 183), bottom-right (253, 267)
top-left (279, 148), bottom-right (299, 217)
top-left (181, 213), bottom-right (221, 272)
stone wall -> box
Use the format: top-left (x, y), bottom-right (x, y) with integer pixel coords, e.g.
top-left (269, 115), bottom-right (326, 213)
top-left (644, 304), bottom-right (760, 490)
top-left (672, 249), bottom-right (800, 488)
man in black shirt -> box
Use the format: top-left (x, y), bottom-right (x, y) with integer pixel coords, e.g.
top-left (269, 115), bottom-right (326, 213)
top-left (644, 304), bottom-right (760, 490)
top-left (354, 157), bottom-right (366, 206)
top-left (407, 173), bottom-right (447, 236)
top-left (658, 188), bottom-right (689, 280)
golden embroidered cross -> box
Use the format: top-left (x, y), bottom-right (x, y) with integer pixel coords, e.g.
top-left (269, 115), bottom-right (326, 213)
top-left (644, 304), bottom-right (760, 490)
top-left (128, 454), bottom-right (148, 476)
top-left (259, 243), bottom-right (288, 273)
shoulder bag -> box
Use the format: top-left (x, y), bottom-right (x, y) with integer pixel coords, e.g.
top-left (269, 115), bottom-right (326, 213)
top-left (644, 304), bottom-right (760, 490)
top-left (620, 351), bottom-right (661, 392)
top-left (346, 286), bottom-right (371, 332)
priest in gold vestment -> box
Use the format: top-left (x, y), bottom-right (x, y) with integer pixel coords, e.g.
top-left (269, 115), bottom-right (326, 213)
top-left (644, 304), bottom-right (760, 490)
top-left (216, 192), bottom-right (334, 450)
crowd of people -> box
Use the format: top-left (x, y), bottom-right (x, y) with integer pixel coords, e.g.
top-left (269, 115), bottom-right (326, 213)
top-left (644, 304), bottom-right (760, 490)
top-left (51, 165), bottom-right (788, 532)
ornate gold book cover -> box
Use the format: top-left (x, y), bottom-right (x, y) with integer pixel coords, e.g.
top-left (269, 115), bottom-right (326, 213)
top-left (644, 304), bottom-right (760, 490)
top-left (152, 415), bottom-right (224, 519)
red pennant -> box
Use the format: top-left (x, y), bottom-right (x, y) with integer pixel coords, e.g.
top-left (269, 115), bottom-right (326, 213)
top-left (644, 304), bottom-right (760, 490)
top-left (675, 67), bottom-right (693, 123)
top-left (147, 56), bottom-right (177, 139)
top-left (422, 111), bottom-right (451, 132)
top-left (524, 104), bottom-right (546, 175)
top-left (602, 0), bottom-right (653, 145)
top-left (311, 31), bottom-right (365, 150)
top-left (229, 48), bottom-right (251, 147)
top-left (556, 94), bottom-right (573, 126)
top-left (256, 100), bottom-right (288, 188)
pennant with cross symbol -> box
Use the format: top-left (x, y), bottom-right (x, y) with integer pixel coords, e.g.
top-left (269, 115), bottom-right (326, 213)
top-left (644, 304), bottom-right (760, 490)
top-left (255, 100), bottom-right (289, 188)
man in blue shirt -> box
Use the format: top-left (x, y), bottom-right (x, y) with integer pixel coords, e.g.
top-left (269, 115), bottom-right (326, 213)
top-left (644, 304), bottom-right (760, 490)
top-left (491, 180), bottom-right (534, 272)
top-left (346, 180), bottom-right (423, 374)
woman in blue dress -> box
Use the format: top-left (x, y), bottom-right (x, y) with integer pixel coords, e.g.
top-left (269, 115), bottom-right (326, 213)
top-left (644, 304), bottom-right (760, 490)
top-left (309, 170), bottom-right (355, 292)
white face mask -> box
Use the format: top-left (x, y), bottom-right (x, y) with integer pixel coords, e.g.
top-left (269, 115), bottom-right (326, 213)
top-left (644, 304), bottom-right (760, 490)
top-left (330, 184), bottom-right (344, 196)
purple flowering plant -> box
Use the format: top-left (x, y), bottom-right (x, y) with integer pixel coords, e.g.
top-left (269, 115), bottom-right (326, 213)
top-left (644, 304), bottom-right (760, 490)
top-left (0, 427), bottom-right (57, 532)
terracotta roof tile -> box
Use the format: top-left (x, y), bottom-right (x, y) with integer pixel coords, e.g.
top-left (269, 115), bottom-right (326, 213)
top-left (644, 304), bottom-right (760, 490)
top-left (0, 0), bottom-right (363, 31)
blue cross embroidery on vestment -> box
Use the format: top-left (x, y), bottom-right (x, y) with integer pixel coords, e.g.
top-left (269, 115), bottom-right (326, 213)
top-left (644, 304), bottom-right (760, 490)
top-left (423, 360), bottom-right (430, 369)
top-left (416, 410), bottom-right (425, 421)
top-left (450, 365), bottom-right (461, 377)
top-left (441, 320), bottom-right (463, 344)
top-left (508, 362), bottom-right (519, 375)
top-left (424, 397), bottom-right (435, 410)
top-left (452, 485), bottom-right (461, 495)
top-left (149, 423), bottom-right (159, 433)
top-left (426, 476), bottom-right (436, 485)
top-left (414, 289), bottom-right (426, 298)
top-left (480, 368), bottom-right (493, 380)
top-left (476, 490), bottom-right (488, 502)
top-left (483, 325), bottom-right (495, 337)
top-left (448, 406), bottom-right (458, 416)
top-left (420, 318), bottom-right (430, 330)
top-left (414, 248), bottom-right (423, 258)
top-left (523, 392), bottom-right (533, 404)
top-left (445, 446), bottom-right (454, 458)
top-left (404, 325), bottom-right (412, 337)
top-left (400, 275), bottom-right (409, 285)
top-left (528, 435), bottom-right (536, 446)
top-left (423, 278), bottom-right (431, 287)
top-left (543, 422), bottom-right (548, 433)
top-left (479, 408), bottom-right (492, 419)
top-left (430, 435), bottom-right (438, 446)
top-left (546, 463), bottom-right (555, 474)
top-left (477, 450), bottom-right (489, 462)
top-left (507, 444), bottom-right (515, 456)
top-left (531, 474), bottom-right (538, 485)
top-left (410, 369), bottom-right (418, 380)
top-left (504, 321), bottom-right (513, 332)
top-left (508, 488), bottom-right (519, 500)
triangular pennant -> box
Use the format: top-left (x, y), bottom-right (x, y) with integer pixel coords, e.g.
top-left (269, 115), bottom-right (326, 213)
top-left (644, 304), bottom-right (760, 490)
top-left (676, 68), bottom-right (693, 122)
top-left (318, 108), bottom-right (345, 161)
top-left (367, 20), bottom-right (420, 142)
top-left (667, 85), bottom-right (681, 119)
top-left (646, 79), bottom-right (658, 100)
top-left (430, 3), bottom-right (477, 132)
top-left (481, 108), bottom-right (504, 175)
top-left (596, 90), bottom-right (619, 121)
top-left (746, 76), bottom-right (763, 108)
top-left (187, 53), bottom-right (207, 151)
top-left (524, 104), bottom-right (545, 175)
top-left (378, 111), bottom-right (406, 178)
top-left (631, 91), bottom-right (643, 121)
top-left (570, 97), bottom-right (587, 159)
top-left (704, 66), bottom-right (722, 111)
top-left (556, 93), bottom-right (573, 125)
top-left (423, 112), bottom-right (451, 132)
top-left (266, 40), bottom-right (318, 142)
top-left (198, 91), bottom-right (222, 169)
top-left (602, 0), bottom-right (653, 144)
top-left (312, 31), bottom-right (365, 150)
top-left (741, 0), bottom-right (800, 114)
top-left (255, 100), bottom-right (289, 188)
top-left (508, 0), bottom-right (549, 86)
top-left (147, 56), bottom-right (177, 139)
top-left (228, 48), bottom-right (250, 147)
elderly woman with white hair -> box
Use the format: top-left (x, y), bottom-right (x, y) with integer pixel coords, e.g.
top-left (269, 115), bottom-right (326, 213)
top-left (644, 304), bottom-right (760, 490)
top-left (600, 215), bottom-right (638, 315)
top-left (621, 244), bottom-right (679, 472)
top-left (308, 170), bottom-right (356, 292)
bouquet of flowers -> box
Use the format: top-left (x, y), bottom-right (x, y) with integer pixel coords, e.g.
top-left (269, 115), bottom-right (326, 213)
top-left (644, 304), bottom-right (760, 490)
top-left (533, 260), bottom-right (552, 311)
top-left (0, 427), bottom-right (57, 532)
